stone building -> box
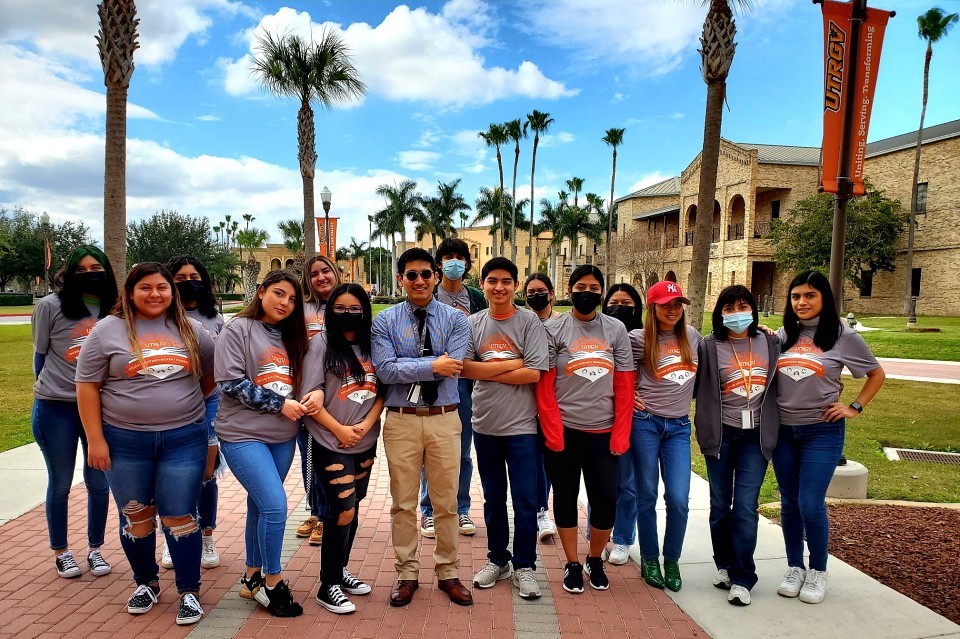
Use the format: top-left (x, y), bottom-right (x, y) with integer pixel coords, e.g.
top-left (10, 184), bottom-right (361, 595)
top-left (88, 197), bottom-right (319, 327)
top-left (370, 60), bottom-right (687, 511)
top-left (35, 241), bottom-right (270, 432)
top-left (614, 118), bottom-right (960, 315)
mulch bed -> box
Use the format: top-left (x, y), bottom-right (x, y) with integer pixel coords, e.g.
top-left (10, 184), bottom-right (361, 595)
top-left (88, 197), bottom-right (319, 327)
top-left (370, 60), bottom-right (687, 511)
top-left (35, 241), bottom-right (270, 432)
top-left (826, 503), bottom-right (960, 624)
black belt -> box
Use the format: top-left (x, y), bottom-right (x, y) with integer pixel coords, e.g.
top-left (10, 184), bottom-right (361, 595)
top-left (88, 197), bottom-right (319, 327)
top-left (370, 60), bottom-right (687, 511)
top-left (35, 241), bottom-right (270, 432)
top-left (387, 404), bottom-right (458, 416)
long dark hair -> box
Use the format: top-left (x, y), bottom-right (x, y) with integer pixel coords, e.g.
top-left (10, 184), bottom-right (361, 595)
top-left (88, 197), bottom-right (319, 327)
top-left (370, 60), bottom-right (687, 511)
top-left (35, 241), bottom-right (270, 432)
top-left (165, 255), bottom-right (218, 319)
top-left (712, 285), bottom-right (759, 341)
top-left (236, 270), bottom-right (308, 393)
top-left (781, 270), bottom-right (841, 353)
top-left (53, 245), bottom-right (118, 320)
top-left (323, 283), bottom-right (374, 381)
top-left (603, 283), bottom-right (643, 332)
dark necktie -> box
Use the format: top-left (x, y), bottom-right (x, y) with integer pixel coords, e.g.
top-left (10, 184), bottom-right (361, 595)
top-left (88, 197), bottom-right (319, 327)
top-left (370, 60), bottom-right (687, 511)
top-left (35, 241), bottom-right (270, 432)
top-left (413, 308), bottom-right (439, 406)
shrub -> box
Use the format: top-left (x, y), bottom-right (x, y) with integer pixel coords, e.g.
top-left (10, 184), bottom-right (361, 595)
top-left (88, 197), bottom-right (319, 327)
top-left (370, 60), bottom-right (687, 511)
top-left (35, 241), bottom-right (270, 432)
top-left (0, 293), bottom-right (33, 306)
top-left (218, 293), bottom-right (244, 301)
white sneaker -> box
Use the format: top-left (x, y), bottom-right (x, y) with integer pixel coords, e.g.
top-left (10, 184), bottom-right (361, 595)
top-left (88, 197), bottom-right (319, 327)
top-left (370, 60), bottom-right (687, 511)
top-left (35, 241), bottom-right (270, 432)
top-left (728, 584), bottom-right (751, 606)
top-left (536, 508), bottom-right (556, 541)
top-left (713, 568), bottom-right (731, 590)
top-left (777, 566), bottom-right (806, 598)
top-left (799, 569), bottom-right (828, 604)
top-left (512, 567), bottom-right (541, 599)
top-left (473, 562), bottom-right (511, 588)
top-left (161, 543), bottom-right (173, 569)
top-left (201, 535), bottom-right (221, 568)
top-left (603, 544), bottom-right (630, 566)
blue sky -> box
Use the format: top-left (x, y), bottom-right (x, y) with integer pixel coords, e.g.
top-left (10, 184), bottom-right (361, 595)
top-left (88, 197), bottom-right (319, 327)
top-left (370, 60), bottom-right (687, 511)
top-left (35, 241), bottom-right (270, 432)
top-left (1, 0), bottom-right (958, 253)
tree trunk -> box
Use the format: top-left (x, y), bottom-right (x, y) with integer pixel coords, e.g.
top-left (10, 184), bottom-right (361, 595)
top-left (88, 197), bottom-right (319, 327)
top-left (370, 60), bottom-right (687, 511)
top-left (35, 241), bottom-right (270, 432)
top-left (496, 151), bottom-right (504, 257)
top-left (904, 42), bottom-right (932, 314)
top-left (687, 79), bottom-right (727, 331)
top-left (549, 244), bottom-right (557, 285)
top-left (243, 258), bottom-right (261, 303)
top-left (511, 147), bottom-right (519, 264)
top-left (606, 147), bottom-right (617, 284)
top-left (298, 101), bottom-right (318, 259)
top-left (390, 232), bottom-right (398, 296)
top-left (103, 83), bottom-right (128, 281)
top-left (570, 234), bottom-right (578, 269)
top-left (528, 137), bottom-right (538, 275)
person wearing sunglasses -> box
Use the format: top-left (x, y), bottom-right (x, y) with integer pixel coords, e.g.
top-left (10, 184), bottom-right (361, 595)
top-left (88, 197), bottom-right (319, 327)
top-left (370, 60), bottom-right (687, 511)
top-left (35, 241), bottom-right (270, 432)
top-left (419, 238), bottom-right (487, 540)
top-left (372, 248), bottom-right (473, 608)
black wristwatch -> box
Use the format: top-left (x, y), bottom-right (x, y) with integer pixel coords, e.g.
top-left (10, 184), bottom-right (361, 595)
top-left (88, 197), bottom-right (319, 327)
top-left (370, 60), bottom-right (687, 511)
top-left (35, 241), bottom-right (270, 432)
top-left (850, 401), bottom-right (864, 413)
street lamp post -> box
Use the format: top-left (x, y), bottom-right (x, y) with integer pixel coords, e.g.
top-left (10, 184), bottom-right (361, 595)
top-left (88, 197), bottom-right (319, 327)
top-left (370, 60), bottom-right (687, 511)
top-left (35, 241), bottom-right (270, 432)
top-left (40, 212), bottom-right (50, 296)
top-left (368, 215), bottom-right (373, 291)
top-left (320, 186), bottom-right (332, 259)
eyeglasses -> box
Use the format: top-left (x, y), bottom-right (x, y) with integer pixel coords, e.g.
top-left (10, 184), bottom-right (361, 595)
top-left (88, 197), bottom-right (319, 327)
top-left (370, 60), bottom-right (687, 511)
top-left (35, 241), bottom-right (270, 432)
top-left (402, 269), bottom-right (435, 282)
top-left (332, 306), bottom-right (364, 315)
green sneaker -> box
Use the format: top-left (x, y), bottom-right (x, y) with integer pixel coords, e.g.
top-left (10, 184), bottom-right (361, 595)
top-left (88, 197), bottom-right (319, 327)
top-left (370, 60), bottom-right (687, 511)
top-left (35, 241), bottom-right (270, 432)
top-left (641, 559), bottom-right (664, 589)
top-left (664, 559), bottom-right (682, 592)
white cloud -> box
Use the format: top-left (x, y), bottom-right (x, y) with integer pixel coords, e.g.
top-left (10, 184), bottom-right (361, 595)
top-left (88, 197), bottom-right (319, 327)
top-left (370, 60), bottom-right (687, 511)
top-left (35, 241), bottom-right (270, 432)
top-left (197, 114), bottom-right (221, 122)
top-left (539, 131), bottom-right (575, 147)
top-left (396, 150), bottom-right (440, 172)
top-left (221, 3), bottom-right (578, 107)
top-left (628, 172), bottom-right (673, 194)
top-left (612, 92), bottom-right (626, 103)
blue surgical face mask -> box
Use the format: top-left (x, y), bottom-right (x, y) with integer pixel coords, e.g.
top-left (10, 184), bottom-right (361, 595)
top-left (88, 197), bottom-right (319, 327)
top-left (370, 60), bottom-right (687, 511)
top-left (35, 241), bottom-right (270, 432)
top-left (441, 258), bottom-right (466, 281)
top-left (722, 310), bottom-right (754, 334)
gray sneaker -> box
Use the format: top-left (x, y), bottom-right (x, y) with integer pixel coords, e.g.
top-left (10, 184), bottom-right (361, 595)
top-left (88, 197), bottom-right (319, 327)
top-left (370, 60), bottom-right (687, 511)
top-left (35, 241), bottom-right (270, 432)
top-left (512, 567), bottom-right (541, 599)
top-left (473, 562), bottom-right (511, 588)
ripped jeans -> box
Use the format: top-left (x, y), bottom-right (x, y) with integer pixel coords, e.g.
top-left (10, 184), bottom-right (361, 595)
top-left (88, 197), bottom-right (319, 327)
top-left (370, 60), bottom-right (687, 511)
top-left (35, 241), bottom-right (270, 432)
top-left (103, 420), bottom-right (206, 594)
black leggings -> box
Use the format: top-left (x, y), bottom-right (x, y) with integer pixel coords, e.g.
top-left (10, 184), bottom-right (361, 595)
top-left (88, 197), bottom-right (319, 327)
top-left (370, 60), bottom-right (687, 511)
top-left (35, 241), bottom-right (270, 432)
top-left (542, 427), bottom-right (619, 530)
top-left (312, 441), bottom-right (377, 587)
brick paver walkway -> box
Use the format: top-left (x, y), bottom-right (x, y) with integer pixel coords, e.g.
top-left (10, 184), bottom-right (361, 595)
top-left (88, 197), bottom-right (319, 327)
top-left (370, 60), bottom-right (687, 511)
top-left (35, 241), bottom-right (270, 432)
top-left (0, 448), bottom-right (705, 639)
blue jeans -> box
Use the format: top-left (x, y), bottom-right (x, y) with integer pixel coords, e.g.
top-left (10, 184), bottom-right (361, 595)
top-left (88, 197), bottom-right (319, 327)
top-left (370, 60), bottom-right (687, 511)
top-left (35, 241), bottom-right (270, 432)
top-left (474, 432), bottom-right (538, 570)
top-left (611, 450), bottom-right (638, 546)
top-left (103, 420), bottom-right (207, 594)
top-left (199, 393), bottom-right (220, 532)
top-left (32, 399), bottom-right (110, 551)
top-left (421, 377), bottom-right (473, 517)
top-left (705, 425), bottom-right (769, 589)
top-left (297, 426), bottom-right (326, 518)
top-left (221, 438), bottom-right (296, 576)
top-left (772, 421), bottom-right (845, 572)
top-left (631, 411), bottom-right (692, 562)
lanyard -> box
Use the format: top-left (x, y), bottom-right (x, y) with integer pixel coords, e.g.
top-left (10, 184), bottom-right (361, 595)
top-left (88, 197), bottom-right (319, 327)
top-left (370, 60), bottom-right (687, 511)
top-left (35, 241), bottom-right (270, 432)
top-left (730, 338), bottom-right (753, 402)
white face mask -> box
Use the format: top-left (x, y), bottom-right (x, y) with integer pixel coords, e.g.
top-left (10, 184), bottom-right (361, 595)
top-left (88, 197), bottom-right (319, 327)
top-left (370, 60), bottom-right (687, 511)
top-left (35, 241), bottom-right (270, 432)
top-left (442, 259), bottom-right (466, 280)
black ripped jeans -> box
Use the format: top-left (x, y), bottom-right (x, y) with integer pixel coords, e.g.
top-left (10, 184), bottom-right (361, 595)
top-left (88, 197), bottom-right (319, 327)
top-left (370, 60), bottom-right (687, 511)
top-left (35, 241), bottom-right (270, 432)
top-left (312, 440), bottom-right (377, 588)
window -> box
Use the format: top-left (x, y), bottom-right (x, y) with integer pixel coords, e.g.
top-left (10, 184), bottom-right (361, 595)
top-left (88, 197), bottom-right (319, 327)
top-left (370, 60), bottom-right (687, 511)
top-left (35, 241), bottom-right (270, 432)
top-left (771, 200), bottom-right (781, 219)
top-left (859, 270), bottom-right (874, 297)
top-left (707, 271), bottom-right (712, 295)
top-left (916, 182), bottom-right (928, 213)
top-left (485, 246), bottom-right (490, 256)
top-left (473, 246), bottom-right (479, 259)
top-left (911, 268), bottom-right (922, 297)
top-left (525, 246), bottom-right (530, 255)
top-left (730, 270), bottom-right (736, 285)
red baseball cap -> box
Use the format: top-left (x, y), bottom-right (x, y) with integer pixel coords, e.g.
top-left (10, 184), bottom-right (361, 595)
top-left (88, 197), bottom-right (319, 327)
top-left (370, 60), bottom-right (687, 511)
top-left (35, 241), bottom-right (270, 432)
top-left (647, 281), bottom-right (690, 305)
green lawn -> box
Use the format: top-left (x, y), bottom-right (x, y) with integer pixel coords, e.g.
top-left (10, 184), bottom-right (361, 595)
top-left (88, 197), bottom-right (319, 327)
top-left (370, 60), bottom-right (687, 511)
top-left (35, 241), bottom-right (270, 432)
top-left (0, 305), bottom-right (35, 314)
top-left (0, 326), bottom-right (36, 452)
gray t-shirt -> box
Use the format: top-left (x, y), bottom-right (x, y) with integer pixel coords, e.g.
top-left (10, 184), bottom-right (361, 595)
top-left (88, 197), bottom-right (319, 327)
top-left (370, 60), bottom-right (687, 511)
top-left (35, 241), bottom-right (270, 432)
top-left (775, 322), bottom-right (879, 425)
top-left (717, 337), bottom-right (770, 428)
top-left (631, 325), bottom-right (702, 418)
top-left (436, 285), bottom-right (471, 317)
top-left (301, 334), bottom-right (381, 453)
top-left (187, 309), bottom-right (224, 338)
top-left (33, 294), bottom-right (100, 401)
top-left (304, 301), bottom-right (326, 338)
top-left (545, 312), bottom-right (634, 431)
top-left (466, 307), bottom-right (549, 436)
top-left (214, 318), bottom-right (299, 444)
top-left (75, 315), bottom-right (215, 431)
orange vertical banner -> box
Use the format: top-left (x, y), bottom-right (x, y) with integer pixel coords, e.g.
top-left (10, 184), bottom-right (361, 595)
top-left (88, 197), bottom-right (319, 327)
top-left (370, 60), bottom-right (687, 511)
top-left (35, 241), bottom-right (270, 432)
top-left (849, 5), bottom-right (892, 195)
top-left (316, 217), bottom-right (339, 257)
top-left (820, 1), bottom-right (853, 195)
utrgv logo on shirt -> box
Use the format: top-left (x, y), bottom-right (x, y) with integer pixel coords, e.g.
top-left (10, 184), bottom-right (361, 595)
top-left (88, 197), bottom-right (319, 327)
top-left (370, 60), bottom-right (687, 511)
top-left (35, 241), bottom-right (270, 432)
top-left (255, 347), bottom-right (294, 397)
top-left (306, 312), bottom-right (325, 338)
top-left (338, 358), bottom-right (378, 404)
top-left (566, 337), bottom-right (613, 382)
top-left (478, 333), bottom-right (520, 361)
top-left (656, 337), bottom-right (697, 386)
top-left (65, 317), bottom-right (97, 363)
top-left (126, 333), bottom-right (191, 379)
top-left (722, 354), bottom-right (769, 397)
top-left (777, 337), bottom-right (826, 381)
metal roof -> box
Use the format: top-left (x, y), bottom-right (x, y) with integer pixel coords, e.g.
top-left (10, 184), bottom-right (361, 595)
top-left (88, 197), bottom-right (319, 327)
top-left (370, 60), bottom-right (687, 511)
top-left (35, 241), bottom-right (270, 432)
top-left (733, 142), bottom-right (821, 166)
top-left (865, 119), bottom-right (960, 157)
top-left (633, 205), bottom-right (680, 221)
top-left (616, 176), bottom-right (681, 202)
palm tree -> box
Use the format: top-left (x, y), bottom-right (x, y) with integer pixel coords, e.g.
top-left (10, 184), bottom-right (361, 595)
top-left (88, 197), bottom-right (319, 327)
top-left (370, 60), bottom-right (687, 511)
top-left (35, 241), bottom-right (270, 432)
top-left (252, 28), bottom-right (366, 260)
top-left (421, 179), bottom-right (470, 246)
top-left (473, 187), bottom-right (513, 253)
top-left (235, 228), bottom-right (268, 302)
top-left (505, 118), bottom-right (528, 263)
top-left (564, 178), bottom-right (585, 262)
top-left (370, 210), bottom-right (401, 295)
top-left (375, 179), bottom-right (423, 256)
top-left (478, 123), bottom-right (508, 257)
top-left (686, 0), bottom-right (752, 330)
top-left (602, 127), bottom-right (625, 283)
top-left (278, 218), bottom-right (304, 276)
top-left (97, 0), bottom-right (139, 279)
top-left (904, 6), bottom-right (958, 313)
top-left (556, 198), bottom-right (602, 271)
top-left (536, 197), bottom-right (563, 284)
top-left (348, 237), bottom-right (367, 283)
top-left (526, 110), bottom-right (554, 274)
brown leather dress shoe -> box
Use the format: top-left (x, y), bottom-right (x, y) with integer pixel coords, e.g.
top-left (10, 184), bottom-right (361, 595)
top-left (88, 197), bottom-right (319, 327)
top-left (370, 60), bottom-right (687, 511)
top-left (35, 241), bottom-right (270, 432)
top-left (438, 578), bottom-right (473, 606)
top-left (389, 579), bottom-right (419, 607)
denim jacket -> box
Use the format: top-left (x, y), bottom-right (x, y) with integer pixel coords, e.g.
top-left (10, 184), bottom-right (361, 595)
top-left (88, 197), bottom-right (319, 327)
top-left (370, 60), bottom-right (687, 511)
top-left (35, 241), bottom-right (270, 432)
top-left (693, 332), bottom-right (781, 460)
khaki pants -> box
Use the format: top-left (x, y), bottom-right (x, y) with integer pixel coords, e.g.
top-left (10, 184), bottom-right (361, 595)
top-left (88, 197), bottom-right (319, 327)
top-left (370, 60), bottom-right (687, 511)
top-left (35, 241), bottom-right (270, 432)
top-left (382, 409), bottom-right (461, 580)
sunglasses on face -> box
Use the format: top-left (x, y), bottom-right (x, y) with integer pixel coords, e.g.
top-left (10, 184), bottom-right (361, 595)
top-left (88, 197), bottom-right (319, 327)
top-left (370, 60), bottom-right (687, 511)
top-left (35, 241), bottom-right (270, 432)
top-left (402, 269), bottom-right (435, 282)
top-left (331, 306), bottom-right (364, 315)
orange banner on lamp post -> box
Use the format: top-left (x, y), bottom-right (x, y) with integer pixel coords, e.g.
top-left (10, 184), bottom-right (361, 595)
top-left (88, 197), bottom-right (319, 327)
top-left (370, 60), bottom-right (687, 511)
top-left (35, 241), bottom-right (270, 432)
top-left (317, 217), bottom-right (339, 258)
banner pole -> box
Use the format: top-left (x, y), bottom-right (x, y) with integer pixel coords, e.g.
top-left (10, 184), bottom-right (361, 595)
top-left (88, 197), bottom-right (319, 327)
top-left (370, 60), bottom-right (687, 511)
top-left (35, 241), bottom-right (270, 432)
top-left (828, 0), bottom-right (867, 312)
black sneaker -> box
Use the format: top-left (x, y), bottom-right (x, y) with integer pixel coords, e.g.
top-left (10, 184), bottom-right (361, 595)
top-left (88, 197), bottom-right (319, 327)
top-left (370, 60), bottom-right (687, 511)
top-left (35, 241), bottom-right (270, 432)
top-left (563, 561), bottom-right (584, 594)
top-left (342, 567), bottom-right (372, 595)
top-left (55, 551), bottom-right (81, 578)
top-left (239, 571), bottom-right (264, 600)
top-left (127, 583), bottom-right (160, 614)
top-left (584, 556), bottom-right (609, 590)
top-left (176, 593), bottom-right (204, 625)
top-left (254, 579), bottom-right (303, 617)
top-left (87, 549), bottom-right (112, 577)
top-left (316, 584), bottom-right (356, 614)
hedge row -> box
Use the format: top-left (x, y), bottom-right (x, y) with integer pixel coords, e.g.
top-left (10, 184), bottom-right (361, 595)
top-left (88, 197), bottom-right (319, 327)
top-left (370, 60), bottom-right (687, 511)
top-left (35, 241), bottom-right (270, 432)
top-left (0, 293), bottom-right (33, 306)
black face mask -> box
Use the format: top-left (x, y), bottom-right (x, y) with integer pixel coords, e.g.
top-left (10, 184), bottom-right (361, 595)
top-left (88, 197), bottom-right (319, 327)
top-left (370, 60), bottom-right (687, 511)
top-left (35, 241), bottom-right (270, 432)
top-left (336, 313), bottom-right (364, 332)
top-left (176, 280), bottom-right (206, 304)
top-left (76, 271), bottom-right (107, 295)
top-left (571, 291), bottom-right (602, 315)
top-left (604, 305), bottom-right (635, 326)
top-left (526, 292), bottom-right (550, 312)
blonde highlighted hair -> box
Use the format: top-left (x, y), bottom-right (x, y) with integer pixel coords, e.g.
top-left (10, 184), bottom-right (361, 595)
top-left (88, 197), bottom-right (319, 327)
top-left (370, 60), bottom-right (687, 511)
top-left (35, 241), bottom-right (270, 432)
top-left (113, 262), bottom-right (203, 379)
top-left (642, 302), bottom-right (695, 373)
top-left (301, 255), bottom-right (341, 306)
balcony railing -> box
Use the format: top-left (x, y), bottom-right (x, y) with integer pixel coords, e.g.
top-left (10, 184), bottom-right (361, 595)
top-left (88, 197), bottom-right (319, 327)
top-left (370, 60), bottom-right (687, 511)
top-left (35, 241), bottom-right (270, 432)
top-left (727, 223), bottom-right (744, 241)
top-left (666, 236), bottom-right (680, 249)
top-left (684, 231), bottom-right (695, 246)
top-left (711, 227), bottom-right (721, 243)
top-left (754, 221), bottom-right (772, 238)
